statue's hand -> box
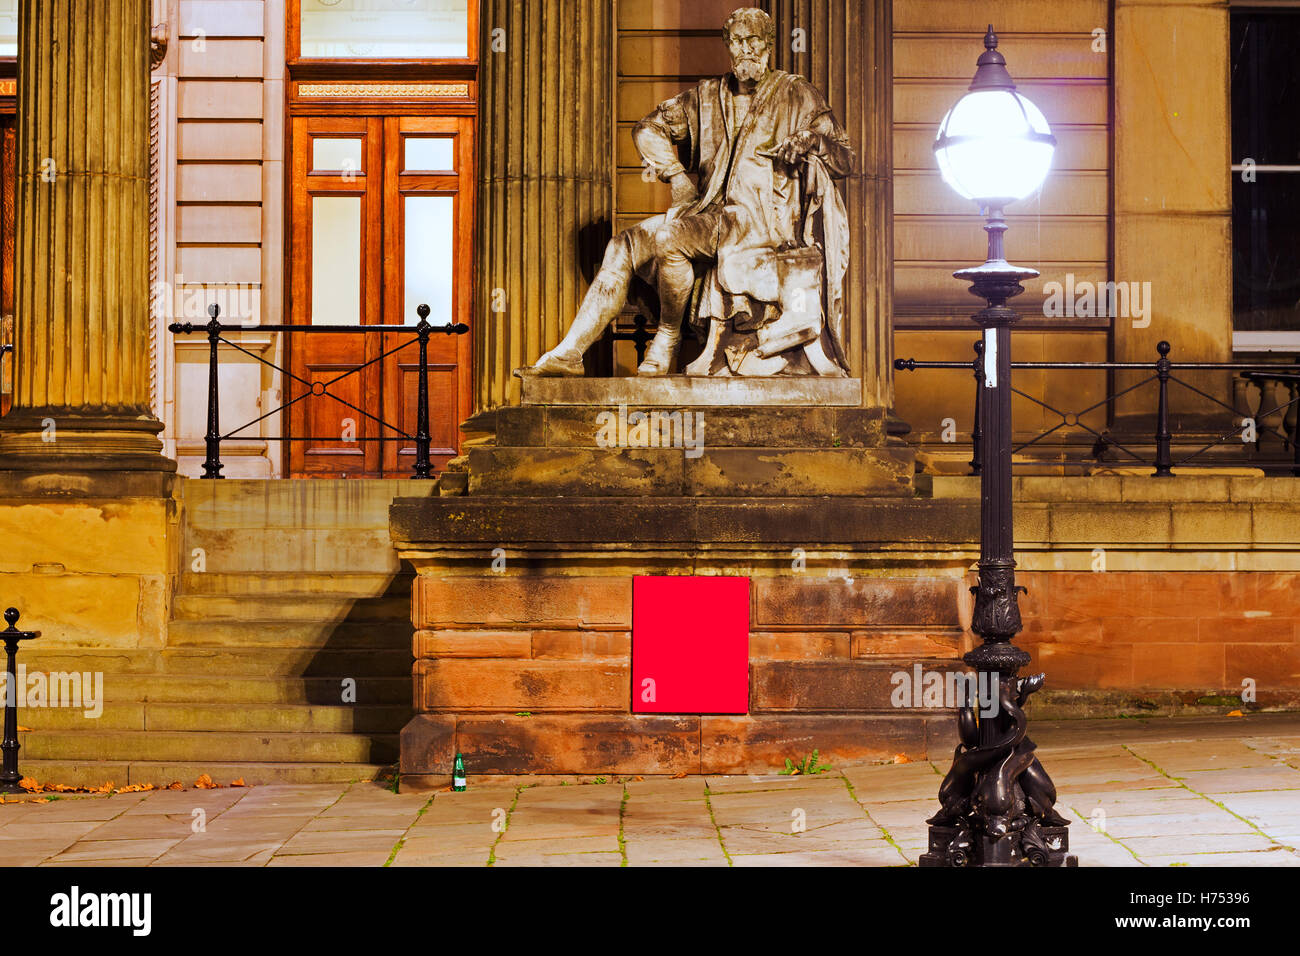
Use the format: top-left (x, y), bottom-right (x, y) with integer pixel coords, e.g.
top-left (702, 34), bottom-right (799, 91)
top-left (669, 172), bottom-right (698, 207)
top-left (771, 129), bottom-right (822, 166)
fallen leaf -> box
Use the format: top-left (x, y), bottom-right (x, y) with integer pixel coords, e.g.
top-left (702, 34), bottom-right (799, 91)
top-left (893, 753), bottom-right (912, 764)
top-left (114, 783), bottom-right (155, 794)
top-left (1226, 710), bottom-right (1244, 717)
top-left (194, 774), bottom-right (217, 790)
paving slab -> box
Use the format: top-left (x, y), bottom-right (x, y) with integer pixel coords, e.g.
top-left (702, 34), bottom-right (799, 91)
top-left (277, 828), bottom-right (406, 855)
top-left (51, 838), bottom-right (182, 863)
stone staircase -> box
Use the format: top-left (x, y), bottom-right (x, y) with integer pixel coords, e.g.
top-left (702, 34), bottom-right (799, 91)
top-left (17, 480), bottom-right (433, 787)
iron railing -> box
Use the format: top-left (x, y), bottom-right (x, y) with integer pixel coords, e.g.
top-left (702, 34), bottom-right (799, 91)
top-left (169, 303), bottom-right (468, 478)
top-left (895, 340), bottom-right (1300, 476)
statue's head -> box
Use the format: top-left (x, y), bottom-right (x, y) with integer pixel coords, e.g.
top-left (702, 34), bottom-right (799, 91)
top-left (724, 7), bottom-right (775, 84)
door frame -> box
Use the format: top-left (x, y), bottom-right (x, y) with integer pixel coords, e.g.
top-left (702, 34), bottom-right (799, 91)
top-left (283, 43), bottom-right (477, 478)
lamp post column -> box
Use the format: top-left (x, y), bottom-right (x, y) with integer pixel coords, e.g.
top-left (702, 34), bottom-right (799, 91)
top-left (920, 28), bottom-right (1076, 868)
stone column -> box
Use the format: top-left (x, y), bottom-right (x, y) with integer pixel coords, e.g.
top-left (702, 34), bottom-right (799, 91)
top-left (473, 0), bottom-right (615, 413)
top-left (0, 0), bottom-right (173, 488)
top-left (770, 0), bottom-right (895, 414)
top-left (1112, 0), bottom-right (1232, 427)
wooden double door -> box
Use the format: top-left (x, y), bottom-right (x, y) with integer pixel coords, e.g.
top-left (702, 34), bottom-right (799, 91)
top-left (288, 115), bottom-right (473, 477)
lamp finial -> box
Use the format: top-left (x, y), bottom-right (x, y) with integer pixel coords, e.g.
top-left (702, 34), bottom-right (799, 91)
top-left (971, 25), bottom-right (1015, 91)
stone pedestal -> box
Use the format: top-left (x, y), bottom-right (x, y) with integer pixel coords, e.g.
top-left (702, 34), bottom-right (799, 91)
top-left (467, 378), bottom-right (911, 499)
top-left (389, 382), bottom-right (973, 781)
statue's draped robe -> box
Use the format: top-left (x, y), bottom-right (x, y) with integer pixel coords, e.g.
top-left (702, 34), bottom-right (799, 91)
top-left (634, 69), bottom-right (855, 369)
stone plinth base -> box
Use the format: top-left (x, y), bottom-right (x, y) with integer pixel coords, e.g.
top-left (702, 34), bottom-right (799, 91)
top-left (461, 402), bottom-right (914, 498)
top-left (402, 712), bottom-right (957, 777)
top-left (391, 491), bottom-right (974, 775)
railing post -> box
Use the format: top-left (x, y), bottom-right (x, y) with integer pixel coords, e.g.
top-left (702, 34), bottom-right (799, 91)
top-left (202, 304), bottom-right (224, 479)
top-left (971, 339), bottom-right (984, 476)
top-left (413, 304), bottom-right (433, 479)
top-left (1, 607), bottom-right (39, 794)
top-left (1153, 340), bottom-right (1173, 477)
top-left (1293, 402), bottom-right (1300, 478)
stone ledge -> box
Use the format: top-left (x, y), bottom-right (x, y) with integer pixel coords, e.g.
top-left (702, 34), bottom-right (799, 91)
top-left (391, 496), bottom-right (980, 548)
top-left (932, 474), bottom-right (1300, 503)
top-left (520, 375), bottom-right (864, 406)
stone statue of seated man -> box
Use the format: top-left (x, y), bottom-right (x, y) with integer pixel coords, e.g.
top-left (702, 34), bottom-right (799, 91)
top-left (521, 7), bottom-right (855, 378)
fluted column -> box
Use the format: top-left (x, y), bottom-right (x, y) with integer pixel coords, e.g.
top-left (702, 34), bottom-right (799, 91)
top-left (0, 0), bottom-right (171, 480)
top-left (473, 0), bottom-right (614, 412)
top-left (771, 0), bottom-right (894, 413)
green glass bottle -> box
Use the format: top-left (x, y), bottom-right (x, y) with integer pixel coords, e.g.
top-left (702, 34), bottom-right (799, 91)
top-left (453, 752), bottom-right (467, 791)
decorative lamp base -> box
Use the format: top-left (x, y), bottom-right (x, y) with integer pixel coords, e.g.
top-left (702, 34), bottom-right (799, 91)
top-left (920, 823), bottom-right (1077, 868)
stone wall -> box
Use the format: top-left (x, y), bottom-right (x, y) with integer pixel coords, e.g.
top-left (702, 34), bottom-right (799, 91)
top-left (400, 565), bottom-right (966, 779)
top-left (393, 475), bottom-right (1300, 778)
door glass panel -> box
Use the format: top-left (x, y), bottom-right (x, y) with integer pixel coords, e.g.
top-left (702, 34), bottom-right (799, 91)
top-left (300, 0), bottom-right (469, 59)
top-left (404, 196), bottom-right (454, 325)
top-left (312, 137), bottom-right (364, 173)
top-left (404, 137), bottom-right (455, 171)
top-left (0, 0), bottom-right (15, 57)
top-left (311, 196), bottom-right (362, 325)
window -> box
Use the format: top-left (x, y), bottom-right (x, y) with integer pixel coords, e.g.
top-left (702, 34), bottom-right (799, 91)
top-left (292, 0), bottom-right (476, 63)
top-left (1231, 7), bottom-right (1300, 345)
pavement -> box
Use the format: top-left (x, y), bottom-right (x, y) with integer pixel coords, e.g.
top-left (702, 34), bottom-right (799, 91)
top-left (2, 713), bottom-right (1298, 867)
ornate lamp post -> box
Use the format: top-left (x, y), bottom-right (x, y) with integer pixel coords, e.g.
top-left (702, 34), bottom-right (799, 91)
top-left (919, 27), bottom-right (1076, 867)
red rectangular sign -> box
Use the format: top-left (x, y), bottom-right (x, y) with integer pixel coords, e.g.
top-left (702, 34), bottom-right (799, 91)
top-left (632, 575), bottom-right (750, 714)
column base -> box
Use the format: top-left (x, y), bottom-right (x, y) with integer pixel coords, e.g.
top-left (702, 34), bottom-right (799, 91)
top-left (0, 407), bottom-right (175, 496)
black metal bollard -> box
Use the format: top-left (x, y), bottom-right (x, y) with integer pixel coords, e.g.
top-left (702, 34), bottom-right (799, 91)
top-left (1153, 340), bottom-right (1173, 477)
top-left (412, 304), bottom-right (434, 480)
top-left (202, 303), bottom-right (224, 479)
top-left (1, 607), bottom-right (39, 794)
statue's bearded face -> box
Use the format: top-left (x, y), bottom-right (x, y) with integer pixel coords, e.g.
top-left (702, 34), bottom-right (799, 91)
top-left (726, 23), bottom-right (771, 83)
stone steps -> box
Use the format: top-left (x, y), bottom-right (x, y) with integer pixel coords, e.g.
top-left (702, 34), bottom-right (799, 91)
top-left (22, 646), bottom-right (413, 677)
top-left (172, 593), bottom-right (412, 623)
top-left (19, 730), bottom-right (399, 764)
top-left (167, 620), bottom-right (412, 648)
top-left (178, 571), bottom-right (412, 597)
top-left (19, 759), bottom-right (391, 788)
top-left (6, 672), bottom-right (410, 705)
top-left (5, 478), bottom-right (422, 790)
top-left (16, 702), bottom-right (411, 734)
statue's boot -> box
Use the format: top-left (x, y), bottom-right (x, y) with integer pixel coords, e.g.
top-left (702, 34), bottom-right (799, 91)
top-left (530, 347), bottom-right (586, 377)
top-left (637, 321), bottom-right (681, 375)
top-left (519, 234), bottom-right (639, 376)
